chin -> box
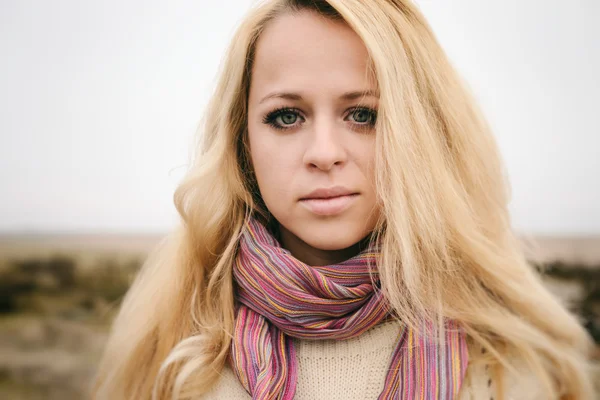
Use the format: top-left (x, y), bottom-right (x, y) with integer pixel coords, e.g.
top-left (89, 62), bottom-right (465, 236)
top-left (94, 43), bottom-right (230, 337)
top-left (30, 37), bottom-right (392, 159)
top-left (298, 222), bottom-right (369, 251)
top-left (303, 235), bottom-right (362, 251)
top-left (275, 210), bottom-right (379, 253)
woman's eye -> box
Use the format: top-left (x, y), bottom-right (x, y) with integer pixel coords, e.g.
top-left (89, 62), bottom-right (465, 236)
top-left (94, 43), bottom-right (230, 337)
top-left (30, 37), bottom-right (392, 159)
top-left (262, 108), bottom-right (302, 130)
top-left (279, 112), bottom-right (297, 125)
top-left (348, 108), bottom-right (377, 125)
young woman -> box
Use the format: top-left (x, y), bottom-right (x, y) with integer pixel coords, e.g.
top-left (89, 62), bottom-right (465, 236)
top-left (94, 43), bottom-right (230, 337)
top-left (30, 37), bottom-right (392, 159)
top-left (92, 1), bottom-right (597, 399)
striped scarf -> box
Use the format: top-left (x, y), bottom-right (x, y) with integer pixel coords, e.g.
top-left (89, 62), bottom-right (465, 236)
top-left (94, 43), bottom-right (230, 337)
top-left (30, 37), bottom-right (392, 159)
top-left (229, 216), bottom-right (469, 399)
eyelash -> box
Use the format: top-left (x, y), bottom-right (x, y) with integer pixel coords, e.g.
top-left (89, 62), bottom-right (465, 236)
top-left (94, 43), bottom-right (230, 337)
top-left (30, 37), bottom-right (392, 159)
top-left (261, 106), bottom-right (378, 131)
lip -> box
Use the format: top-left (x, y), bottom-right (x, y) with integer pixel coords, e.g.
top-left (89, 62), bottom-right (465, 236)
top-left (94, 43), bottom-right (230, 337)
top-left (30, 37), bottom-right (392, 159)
top-left (300, 186), bottom-right (358, 200)
top-left (299, 186), bottom-right (359, 216)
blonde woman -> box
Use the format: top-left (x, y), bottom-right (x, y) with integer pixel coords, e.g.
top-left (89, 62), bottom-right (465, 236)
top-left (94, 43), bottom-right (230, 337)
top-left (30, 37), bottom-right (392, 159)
top-left (92, 1), bottom-right (597, 399)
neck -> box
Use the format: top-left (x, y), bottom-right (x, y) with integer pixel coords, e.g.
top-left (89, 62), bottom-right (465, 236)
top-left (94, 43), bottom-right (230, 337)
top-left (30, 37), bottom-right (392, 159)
top-left (277, 223), bottom-right (371, 266)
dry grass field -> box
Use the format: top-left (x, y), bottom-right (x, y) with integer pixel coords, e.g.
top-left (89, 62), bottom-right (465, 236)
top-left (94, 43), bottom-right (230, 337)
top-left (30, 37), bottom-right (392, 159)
top-left (0, 233), bottom-right (598, 399)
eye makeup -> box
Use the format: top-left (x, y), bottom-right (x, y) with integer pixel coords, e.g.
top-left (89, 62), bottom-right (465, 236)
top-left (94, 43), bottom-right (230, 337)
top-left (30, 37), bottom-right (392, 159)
top-left (261, 106), bottom-right (378, 131)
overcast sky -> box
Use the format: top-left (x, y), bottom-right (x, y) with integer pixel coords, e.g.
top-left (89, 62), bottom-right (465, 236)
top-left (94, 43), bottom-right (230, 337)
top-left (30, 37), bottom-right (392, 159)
top-left (0, 0), bottom-right (598, 235)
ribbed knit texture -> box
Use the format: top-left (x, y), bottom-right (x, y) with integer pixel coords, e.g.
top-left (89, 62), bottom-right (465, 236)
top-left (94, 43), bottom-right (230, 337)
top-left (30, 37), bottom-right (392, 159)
top-left (228, 216), bottom-right (469, 400)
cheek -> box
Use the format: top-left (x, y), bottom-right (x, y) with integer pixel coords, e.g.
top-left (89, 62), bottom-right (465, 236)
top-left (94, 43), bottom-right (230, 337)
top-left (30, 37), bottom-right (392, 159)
top-left (365, 151), bottom-right (377, 190)
top-left (353, 142), bottom-right (379, 218)
top-left (352, 138), bottom-right (377, 186)
top-left (248, 130), bottom-right (296, 206)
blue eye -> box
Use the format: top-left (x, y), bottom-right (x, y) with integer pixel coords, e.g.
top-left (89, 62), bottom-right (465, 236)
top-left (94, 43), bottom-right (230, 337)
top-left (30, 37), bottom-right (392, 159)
top-left (279, 112), bottom-right (298, 125)
top-left (347, 108), bottom-right (377, 126)
top-left (262, 107), bottom-right (303, 130)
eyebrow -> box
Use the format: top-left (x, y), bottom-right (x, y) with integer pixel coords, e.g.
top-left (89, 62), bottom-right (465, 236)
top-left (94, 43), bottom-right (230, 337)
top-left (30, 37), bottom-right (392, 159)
top-left (258, 89), bottom-right (380, 105)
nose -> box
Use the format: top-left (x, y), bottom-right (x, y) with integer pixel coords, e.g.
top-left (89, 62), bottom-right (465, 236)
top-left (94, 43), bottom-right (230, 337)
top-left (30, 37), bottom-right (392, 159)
top-left (302, 118), bottom-right (348, 171)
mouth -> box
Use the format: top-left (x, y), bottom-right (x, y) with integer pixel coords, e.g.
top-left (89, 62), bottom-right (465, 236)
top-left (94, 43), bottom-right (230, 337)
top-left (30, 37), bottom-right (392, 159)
top-left (299, 193), bottom-right (359, 216)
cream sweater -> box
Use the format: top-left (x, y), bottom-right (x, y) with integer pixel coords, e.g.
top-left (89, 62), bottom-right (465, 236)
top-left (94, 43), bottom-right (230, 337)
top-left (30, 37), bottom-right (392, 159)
top-left (202, 319), bottom-right (543, 399)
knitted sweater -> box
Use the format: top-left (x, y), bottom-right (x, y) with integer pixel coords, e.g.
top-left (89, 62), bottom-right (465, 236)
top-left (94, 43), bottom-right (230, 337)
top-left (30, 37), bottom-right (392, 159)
top-left (202, 319), bottom-right (543, 399)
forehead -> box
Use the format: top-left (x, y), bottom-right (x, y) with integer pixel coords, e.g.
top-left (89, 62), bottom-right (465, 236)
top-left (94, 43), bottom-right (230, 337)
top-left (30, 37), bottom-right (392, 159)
top-left (250, 11), bottom-right (376, 99)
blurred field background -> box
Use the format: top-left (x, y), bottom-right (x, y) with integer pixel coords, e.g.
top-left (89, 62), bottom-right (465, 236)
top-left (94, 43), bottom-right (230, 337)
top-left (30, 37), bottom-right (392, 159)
top-left (0, 234), bottom-right (599, 399)
top-left (0, 234), bottom-right (157, 399)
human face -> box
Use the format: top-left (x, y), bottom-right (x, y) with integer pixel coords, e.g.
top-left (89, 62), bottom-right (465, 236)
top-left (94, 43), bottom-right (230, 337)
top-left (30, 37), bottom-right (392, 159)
top-left (247, 11), bottom-right (381, 266)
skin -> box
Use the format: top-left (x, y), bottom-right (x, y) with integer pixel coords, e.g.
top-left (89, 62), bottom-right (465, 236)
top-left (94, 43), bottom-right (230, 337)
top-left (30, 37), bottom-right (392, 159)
top-left (247, 10), bottom-right (381, 266)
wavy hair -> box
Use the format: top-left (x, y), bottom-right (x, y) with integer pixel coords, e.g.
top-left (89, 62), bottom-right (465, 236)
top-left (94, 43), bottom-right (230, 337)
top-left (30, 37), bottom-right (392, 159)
top-left (91, 1), bottom-right (596, 399)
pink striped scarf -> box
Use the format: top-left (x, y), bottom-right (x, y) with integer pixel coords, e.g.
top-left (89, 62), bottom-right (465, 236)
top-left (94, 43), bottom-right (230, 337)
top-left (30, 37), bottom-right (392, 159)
top-left (229, 216), bottom-right (469, 399)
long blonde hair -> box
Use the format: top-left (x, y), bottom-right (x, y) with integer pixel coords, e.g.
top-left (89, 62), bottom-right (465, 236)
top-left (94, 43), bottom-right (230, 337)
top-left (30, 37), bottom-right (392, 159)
top-left (92, 1), bottom-right (596, 399)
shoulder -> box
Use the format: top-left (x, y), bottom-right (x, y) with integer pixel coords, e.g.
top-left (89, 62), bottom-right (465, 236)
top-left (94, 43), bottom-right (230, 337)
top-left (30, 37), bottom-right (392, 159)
top-left (201, 366), bottom-right (250, 399)
top-left (458, 339), bottom-right (494, 400)
top-left (459, 339), bottom-right (546, 400)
